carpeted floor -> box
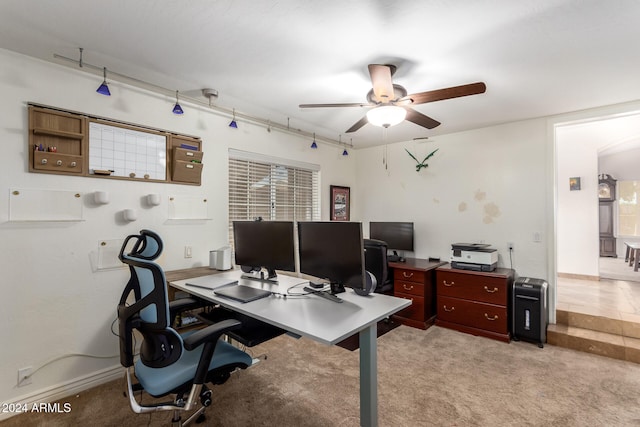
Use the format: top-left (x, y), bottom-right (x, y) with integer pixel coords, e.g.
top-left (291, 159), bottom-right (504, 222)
top-left (3, 325), bottom-right (640, 426)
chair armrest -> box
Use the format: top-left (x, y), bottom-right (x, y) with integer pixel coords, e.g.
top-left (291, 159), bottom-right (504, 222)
top-left (183, 319), bottom-right (242, 351)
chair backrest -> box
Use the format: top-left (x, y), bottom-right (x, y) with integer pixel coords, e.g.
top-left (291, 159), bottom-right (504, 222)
top-left (117, 230), bottom-right (183, 369)
top-left (364, 238), bottom-right (390, 292)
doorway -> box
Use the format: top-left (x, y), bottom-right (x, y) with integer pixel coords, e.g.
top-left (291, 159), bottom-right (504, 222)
top-left (555, 107), bottom-right (640, 313)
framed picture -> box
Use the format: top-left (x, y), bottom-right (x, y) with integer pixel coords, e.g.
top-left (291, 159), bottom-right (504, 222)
top-left (330, 185), bottom-right (350, 221)
top-left (569, 177), bottom-right (581, 191)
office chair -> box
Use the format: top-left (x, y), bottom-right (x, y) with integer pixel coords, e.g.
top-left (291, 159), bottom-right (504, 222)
top-left (364, 238), bottom-right (393, 294)
top-left (117, 229), bottom-right (253, 426)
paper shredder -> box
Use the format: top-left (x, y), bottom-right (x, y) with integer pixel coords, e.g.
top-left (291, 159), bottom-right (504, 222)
top-left (512, 277), bottom-right (548, 348)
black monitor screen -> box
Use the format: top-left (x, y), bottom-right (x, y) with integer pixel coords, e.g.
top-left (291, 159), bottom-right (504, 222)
top-left (298, 221), bottom-right (365, 293)
top-left (233, 221), bottom-right (296, 273)
top-left (369, 222), bottom-right (414, 251)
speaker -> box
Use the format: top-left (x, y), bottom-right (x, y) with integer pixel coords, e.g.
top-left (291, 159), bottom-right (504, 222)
top-left (354, 271), bottom-right (377, 296)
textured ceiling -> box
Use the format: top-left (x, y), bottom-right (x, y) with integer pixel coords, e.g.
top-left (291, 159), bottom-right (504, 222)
top-left (2, 0), bottom-right (640, 148)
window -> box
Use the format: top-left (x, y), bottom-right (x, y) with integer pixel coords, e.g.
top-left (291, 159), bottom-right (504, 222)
top-left (228, 149), bottom-right (320, 244)
top-left (618, 180), bottom-right (640, 236)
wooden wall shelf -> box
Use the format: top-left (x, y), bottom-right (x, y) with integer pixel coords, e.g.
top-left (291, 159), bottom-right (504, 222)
top-left (28, 104), bottom-right (203, 185)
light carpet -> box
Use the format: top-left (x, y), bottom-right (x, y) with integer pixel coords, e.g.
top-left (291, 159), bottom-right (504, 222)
top-left (3, 325), bottom-right (640, 426)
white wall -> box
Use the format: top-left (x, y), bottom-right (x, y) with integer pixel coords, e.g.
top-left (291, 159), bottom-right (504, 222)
top-left (0, 48), bottom-right (357, 409)
top-left (355, 119), bottom-right (549, 279)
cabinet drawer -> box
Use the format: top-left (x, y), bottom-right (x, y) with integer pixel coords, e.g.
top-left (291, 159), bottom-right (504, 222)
top-left (174, 147), bottom-right (203, 162)
top-left (394, 293), bottom-right (425, 322)
top-left (33, 152), bottom-right (83, 174)
top-left (437, 271), bottom-right (508, 305)
top-left (172, 160), bottom-right (203, 184)
top-left (394, 268), bottom-right (425, 284)
top-left (437, 296), bottom-right (508, 334)
top-left (394, 280), bottom-right (424, 297)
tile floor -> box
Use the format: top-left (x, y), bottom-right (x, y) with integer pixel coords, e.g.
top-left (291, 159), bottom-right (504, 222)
top-left (552, 257), bottom-right (640, 363)
top-left (556, 256), bottom-right (640, 319)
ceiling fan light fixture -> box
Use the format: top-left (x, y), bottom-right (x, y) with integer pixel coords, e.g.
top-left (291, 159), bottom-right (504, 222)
top-left (366, 105), bottom-right (406, 128)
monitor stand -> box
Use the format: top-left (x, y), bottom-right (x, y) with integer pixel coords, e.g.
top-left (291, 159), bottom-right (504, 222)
top-left (241, 268), bottom-right (279, 284)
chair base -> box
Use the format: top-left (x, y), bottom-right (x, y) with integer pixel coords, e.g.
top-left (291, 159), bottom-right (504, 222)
top-left (124, 368), bottom-right (207, 427)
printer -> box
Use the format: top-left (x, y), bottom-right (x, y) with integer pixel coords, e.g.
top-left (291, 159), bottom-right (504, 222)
top-left (450, 243), bottom-right (498, 272)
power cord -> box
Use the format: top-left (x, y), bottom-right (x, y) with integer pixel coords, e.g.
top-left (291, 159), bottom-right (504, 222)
top-left (17, 352), bottom-right (119, 387)
top-left (508, 247), bottom-right (514, 269)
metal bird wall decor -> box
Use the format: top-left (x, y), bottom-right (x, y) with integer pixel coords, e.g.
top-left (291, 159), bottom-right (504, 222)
top-left (405, 148), bottom-right (438, 172)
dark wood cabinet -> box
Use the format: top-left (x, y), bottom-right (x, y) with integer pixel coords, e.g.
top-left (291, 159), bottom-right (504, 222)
top-left (389, 258), bottom-right (446, 330)
top-left (435, 265), bottom-right (514, 342)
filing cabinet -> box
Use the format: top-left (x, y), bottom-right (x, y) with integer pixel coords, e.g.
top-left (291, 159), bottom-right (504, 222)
top-left (435, 264), bottom-right (514, 342)
top-left (390, 258), bottom-right (445, 330)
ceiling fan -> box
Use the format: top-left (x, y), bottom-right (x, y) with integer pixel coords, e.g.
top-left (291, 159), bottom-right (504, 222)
top-left (299, 64), bottom-right (486, 133)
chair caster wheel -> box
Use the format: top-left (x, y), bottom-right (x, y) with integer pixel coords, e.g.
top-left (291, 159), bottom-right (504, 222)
top-left (195, 413), bottom-right (206, 424)
top-left (200, 389), bottom-right (212, 407)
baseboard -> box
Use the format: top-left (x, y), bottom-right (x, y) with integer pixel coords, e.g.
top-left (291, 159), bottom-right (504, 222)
top-left (557, 272), bottom-right (600, 281)
top-left (0, 364), bottom-right (123, 422)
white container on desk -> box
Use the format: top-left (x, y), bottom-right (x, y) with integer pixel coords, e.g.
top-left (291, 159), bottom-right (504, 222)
top-left (210, 246), bottom-right (232, 270)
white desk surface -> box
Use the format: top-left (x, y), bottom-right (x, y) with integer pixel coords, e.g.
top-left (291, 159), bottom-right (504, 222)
top-left (170, 270), bottom-right (411, 346)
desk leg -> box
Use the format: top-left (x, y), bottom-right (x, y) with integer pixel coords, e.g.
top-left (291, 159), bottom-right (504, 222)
top-left (359, 325), bottom-right (378, 427)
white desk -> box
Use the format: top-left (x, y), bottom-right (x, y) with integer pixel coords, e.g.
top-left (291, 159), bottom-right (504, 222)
top-left (170, 271), bottom-right (411, 427)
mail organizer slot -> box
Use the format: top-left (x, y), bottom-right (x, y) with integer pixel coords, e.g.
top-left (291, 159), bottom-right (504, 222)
top-left (172, 160), bottom-right (203, 184)
top-left (174, 147), bottom-right (203, 162)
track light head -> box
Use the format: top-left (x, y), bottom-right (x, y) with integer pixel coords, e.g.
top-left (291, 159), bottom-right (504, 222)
top-left (96, 67), bottom-right (110, 96)
top-left (229, 108), bottom-right (238, 128)
top-left (172, 90), bottom-right (183, 115)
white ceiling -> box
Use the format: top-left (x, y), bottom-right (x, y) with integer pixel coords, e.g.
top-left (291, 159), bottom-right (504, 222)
top-left (2, 0), bottom-right (640, 148)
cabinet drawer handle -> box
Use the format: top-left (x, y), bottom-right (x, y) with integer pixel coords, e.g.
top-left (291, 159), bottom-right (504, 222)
top-left (484, 286), bottom-right (499, 293)
top-left (443, 305), bottom-right (455, 312)
top-left (443, 280), bottom-right (454, 287)
top-left (403, 284), bottom-right (414, 291)
top-left (41, 158), bottom-right (48, 164)
top-left (70, 161), bottom-right (77, 167)
top-left (56, 160), bottom-right (63, 166)
top-left (402, 271), bottom-right (414, 279)
top-left (484, 313), bottom-right (499, 321)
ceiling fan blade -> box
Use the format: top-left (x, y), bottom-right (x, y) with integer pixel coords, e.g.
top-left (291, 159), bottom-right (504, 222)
top-left (299, 102), bottom-right (371, 108)
top-left (403, 82), bottom-right (486, 105)
top-left (345, 116), bottom-right (369, 133)
top-left (368, 64), bottom-right (395, 103)
top-left (404, 108), bottom-right (441, 129)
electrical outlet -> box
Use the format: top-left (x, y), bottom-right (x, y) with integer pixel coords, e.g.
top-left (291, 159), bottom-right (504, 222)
top-left (18, 367), bottom-right (32, 387)
top-left (507, 242), bottom-right (514, 250)
top-left (184, 246), bottom-right (192, 258)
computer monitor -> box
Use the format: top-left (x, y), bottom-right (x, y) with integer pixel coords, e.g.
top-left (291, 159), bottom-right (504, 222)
top-left (297, 221), bottom-right (366, 294)
top-left (232, 220), bottom-right (296, 281)
top-left (369, 221), bottom-right (414, 261)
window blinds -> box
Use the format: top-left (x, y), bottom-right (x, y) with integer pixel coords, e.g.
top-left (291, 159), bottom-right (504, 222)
top-left (228, 151), bottom-right (320, 244)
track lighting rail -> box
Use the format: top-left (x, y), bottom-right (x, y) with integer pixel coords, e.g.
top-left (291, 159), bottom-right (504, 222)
top-left (52, 51), bottom-right (344, 148)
